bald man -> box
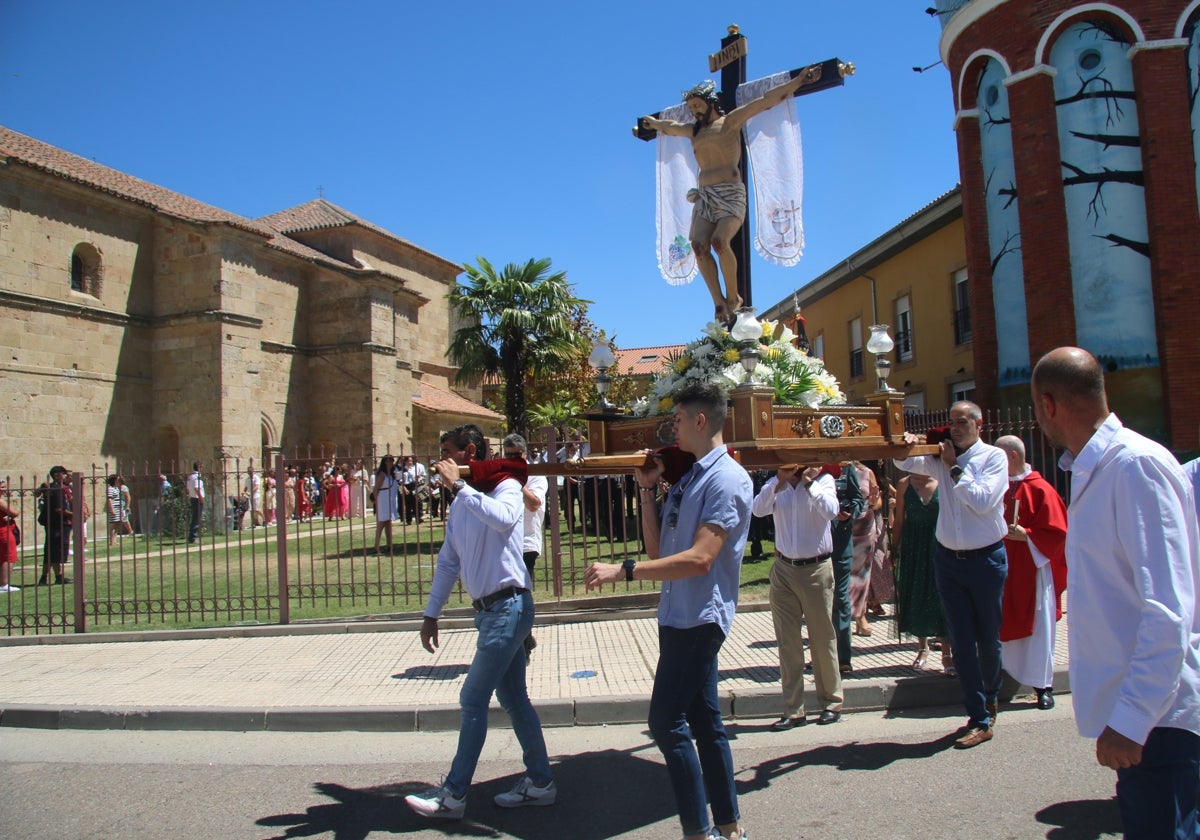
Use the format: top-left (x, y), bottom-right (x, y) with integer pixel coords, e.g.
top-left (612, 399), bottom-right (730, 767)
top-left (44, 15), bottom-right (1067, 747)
top-left (1032, 346), bottom-right (1200, 839)
top-left (994, 435), bottom-right (1067, 710)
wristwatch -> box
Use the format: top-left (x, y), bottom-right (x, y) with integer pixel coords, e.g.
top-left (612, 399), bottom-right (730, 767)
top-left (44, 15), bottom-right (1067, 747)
top-left (622, 558), bottom-right (637, 582)
top-left (452, 478), bottom-right (467, 494)
top-left (949, 465), bottom-right (964, 482)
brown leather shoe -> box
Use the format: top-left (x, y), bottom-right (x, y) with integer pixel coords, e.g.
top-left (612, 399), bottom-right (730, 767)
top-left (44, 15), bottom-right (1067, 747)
top-left (954, 726), bottom-right (993, 749)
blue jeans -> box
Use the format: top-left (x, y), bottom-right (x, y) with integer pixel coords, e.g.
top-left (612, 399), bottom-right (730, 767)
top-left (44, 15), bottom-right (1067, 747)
top-left (445, 590), bottom-right (551, 797)
top-left (648, 623), bottom-right (739, 837)
top-left (1116, 727), bottom-right (1200, 839)
top-left (934, 542), bottom-right (1007, 727)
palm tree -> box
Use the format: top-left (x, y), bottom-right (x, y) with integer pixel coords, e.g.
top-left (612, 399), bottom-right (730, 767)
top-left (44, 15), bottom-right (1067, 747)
top-left (447, 257), bottom-right (591, 436)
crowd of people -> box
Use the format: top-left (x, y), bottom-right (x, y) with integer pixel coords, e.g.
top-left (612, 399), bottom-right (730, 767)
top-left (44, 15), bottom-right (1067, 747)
top-left (3, 347), bottom-right (1197, 836)
top-left (398, 347), bottom-right (1197, 840)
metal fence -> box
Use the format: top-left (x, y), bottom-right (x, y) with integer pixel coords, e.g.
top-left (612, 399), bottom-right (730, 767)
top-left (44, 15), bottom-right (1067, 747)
top-left (0, 433), bottom-right (655, 636)
top-left (1, 408), bottom-right (1064, 637)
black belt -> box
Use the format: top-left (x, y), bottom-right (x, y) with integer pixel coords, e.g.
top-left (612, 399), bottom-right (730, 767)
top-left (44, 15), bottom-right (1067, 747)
top-left (472, 586), bottom-right (529, 612)
top-left (939, 540), bottom-right (1004, 560)
top-left (775, 551), bottom-right (832, 567)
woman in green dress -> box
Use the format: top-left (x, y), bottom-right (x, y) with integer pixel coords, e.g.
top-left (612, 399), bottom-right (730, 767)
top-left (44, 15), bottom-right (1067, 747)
top-left (891, 472), bottom-right (951, 672)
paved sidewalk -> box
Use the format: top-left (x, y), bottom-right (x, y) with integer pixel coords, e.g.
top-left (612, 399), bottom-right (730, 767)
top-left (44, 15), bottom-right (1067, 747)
top-left (0, 604), bottom-right (1069, 732)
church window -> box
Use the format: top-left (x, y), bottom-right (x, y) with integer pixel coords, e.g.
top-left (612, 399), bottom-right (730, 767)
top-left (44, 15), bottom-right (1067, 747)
top-left (69, 243), bottom-right (103, 298)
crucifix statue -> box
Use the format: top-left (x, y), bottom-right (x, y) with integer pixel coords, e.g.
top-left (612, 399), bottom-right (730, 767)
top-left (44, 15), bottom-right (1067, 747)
top-left (635, 26), bottom-right (853, 324)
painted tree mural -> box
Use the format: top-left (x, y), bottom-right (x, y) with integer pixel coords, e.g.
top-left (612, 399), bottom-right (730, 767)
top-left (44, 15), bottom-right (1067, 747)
top-left (978, 58), bottom-right (1031, 386)
top-left (1051, 21), bottom-right (1156, 370)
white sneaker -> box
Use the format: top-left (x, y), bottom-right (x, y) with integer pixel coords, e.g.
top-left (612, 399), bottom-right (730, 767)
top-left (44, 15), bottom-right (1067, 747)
top-left (404, 785), bottom-right (465, 819)
top-left (0, 584), bottom-right (18, 593)
top-left (707, 828), bottom-right (748, 840)
top-left (493, 776), bottom-right (557, 808)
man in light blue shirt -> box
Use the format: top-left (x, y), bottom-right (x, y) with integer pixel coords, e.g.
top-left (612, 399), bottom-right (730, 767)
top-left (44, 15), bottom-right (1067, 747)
top-left (586, 381), bottom-right (752, 840)
top-left (1033, 347), bottom-right (1200, 839)
top-left (405, 424), bottom-right (554, 821)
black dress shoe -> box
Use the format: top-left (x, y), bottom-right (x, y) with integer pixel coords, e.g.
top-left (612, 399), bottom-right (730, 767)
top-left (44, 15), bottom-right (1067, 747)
top-left (1036, 689), bottom-right (1055, 710)
top-left (770, 716), bottom-right (806, 731)
top-left (817, 710), bottom-right (841, 725)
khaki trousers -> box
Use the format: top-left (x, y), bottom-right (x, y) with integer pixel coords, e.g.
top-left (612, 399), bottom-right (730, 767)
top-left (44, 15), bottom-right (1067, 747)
top-left (770, 558), bottom-right (843, 717)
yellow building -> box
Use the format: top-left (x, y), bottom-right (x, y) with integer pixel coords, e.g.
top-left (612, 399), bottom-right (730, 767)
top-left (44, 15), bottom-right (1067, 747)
top-left (761, 187), bottom-right (971, 412)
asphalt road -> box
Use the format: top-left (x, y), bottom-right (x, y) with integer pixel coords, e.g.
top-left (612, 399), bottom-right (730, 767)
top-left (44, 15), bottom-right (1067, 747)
top-left (0, 698), bottom-right (1121, 840)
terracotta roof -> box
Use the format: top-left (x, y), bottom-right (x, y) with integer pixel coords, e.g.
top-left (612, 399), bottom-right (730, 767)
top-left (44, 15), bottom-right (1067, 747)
top-left (412, 381), bottom-right (502, 420)
top-left (0, 126), bottom-right (368, 269)
top-left (260, 198), bottom-right (460, 269)
top-left (614, 344), bottom-right (686, 376)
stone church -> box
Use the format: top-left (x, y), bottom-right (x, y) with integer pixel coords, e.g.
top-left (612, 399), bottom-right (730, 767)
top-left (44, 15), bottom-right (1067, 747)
top-left (0, 125), bottom-right (500, 478)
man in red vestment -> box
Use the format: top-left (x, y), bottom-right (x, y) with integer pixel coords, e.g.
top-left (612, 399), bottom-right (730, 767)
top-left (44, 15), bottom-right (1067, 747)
top-left (996, 436), bottom-right (1068, 709)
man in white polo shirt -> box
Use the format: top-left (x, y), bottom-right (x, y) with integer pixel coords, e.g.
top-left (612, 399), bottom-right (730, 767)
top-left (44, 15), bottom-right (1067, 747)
top-left (896, 401), bottom-right (1008, 749)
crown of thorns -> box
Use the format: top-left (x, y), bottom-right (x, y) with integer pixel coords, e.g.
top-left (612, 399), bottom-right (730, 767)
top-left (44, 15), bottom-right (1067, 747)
top-left (682, 80), bottom-right (719, 104)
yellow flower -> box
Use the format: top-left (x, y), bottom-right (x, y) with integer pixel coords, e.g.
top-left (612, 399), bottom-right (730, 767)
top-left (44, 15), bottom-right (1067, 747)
top-left (658, 396), bottom-right (675, 413)
top-left (723, 348), bottom-right (740, 364)
top-left (761, 321), bottom-right (774, 338)
top-left (673, 356), bottom-right (691, 373)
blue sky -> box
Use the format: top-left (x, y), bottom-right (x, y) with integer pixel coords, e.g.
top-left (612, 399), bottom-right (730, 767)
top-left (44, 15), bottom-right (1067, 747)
top-left (1, 1), bottom-right (960, 350)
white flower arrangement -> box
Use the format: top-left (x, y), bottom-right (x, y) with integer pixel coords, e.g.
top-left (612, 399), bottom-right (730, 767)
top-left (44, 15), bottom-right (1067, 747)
top-left (631, 319), bottom-right (845, 417)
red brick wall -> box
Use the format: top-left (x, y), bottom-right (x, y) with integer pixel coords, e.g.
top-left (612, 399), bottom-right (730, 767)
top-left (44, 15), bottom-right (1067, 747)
top-left (945, 0), bottom-right (1200, 450)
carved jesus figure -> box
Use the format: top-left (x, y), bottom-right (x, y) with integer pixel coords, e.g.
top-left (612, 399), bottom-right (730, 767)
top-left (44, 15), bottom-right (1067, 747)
top-left (641, 65), bottom-right (822, 324)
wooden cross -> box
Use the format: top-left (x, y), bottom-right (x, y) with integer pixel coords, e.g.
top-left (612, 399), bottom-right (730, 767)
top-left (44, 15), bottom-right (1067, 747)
top-left (634, 25), bottom-right (853, 309)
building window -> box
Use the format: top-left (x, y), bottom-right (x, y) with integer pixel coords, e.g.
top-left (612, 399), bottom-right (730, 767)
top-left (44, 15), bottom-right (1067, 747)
top-left (69, 243), bottom-right (103, 297)
top-left (953, 268), bottom-right (971, 344)
top-left (849, 317), bottom-right (864, 379)
top-left (811, 332), bottom-right (824, 361)
top-left (951, 379), bottom-right (976, 404)
top-left (895, 295), bottom-right (913, 362)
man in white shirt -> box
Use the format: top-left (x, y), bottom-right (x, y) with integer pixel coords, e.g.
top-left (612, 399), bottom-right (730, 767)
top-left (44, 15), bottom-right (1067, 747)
top-left (185, 462), bottom-right (205, 544)
top-left (1032, 346), bottom-right (1200, 838)
top-left (241, 465), bottom-right (263, 528)
top-left (504, 433), bottom-right (548, 664)
top-left (753, 463), bottom-right (843, 730)
top-left (896, 401), bottom-right (1008, 749)
top-left (405, 424), bottom-right (555, 821)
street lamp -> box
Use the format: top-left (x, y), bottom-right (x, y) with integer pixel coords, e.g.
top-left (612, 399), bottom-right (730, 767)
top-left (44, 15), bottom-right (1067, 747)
top-left (730, 307), bottom-right (762, 387)
top-left (866, 324), bottom-right (896, 392)
top-left (588, 338), bottom-right (618, 411)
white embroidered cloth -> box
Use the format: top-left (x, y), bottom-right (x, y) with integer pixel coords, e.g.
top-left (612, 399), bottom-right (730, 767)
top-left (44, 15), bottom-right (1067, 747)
top-left (654, 102), bottom-right (699, 285)
top-left (738, 71), bottom-right (805, 267)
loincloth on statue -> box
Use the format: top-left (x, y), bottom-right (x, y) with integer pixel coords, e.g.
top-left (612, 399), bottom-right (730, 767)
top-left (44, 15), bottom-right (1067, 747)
top-left (686, 181), bottom-right (747, 225)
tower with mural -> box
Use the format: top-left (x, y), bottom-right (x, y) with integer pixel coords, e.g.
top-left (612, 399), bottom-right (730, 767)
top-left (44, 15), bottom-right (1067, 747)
top-left (936, 0), bottom-right (1200, 451)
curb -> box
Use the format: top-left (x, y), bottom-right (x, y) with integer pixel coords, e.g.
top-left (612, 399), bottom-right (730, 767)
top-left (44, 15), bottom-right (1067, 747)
top-left (0, 670), bottom-right (1070, 733)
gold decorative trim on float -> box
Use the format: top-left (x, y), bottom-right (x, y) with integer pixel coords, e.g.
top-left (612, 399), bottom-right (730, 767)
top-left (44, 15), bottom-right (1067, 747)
top-left (530, 386), bottom-right (940, 476)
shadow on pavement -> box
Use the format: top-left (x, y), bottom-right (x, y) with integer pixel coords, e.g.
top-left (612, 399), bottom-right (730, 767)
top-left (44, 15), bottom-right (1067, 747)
top-left (1035, 797), bottom-right (1123, 839)
top-left (256, 745), bottom-right (680, 840)
top-left (394, 664), bottom-right (472, 681)
top-left (736, 730), bottom-right (962, 792)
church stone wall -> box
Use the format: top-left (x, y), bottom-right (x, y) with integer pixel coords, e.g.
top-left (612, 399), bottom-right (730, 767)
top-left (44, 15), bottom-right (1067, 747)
top-left (0, 141), bottom-right (480, 478)
top-left (0, 170), bottom-right (156, 476)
